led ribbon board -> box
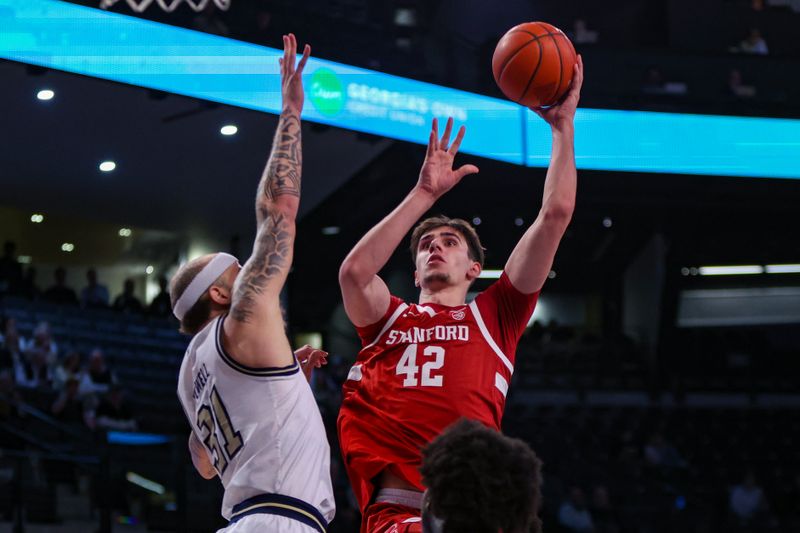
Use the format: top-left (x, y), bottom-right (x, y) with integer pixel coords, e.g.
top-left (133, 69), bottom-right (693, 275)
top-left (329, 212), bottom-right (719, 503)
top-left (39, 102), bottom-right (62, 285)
top-left (1, 0), bottom-right (799, 178)
top-left (527, 108), bottom-right (800, 178)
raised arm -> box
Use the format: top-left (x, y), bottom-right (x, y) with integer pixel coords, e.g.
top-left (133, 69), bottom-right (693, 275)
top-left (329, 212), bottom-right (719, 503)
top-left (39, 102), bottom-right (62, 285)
top-left (223, 34), bottom-right (310, 366)
top-left (505, 55), bottom-right (583, 294)
top-left (339, 118), bottom-right (479, 326)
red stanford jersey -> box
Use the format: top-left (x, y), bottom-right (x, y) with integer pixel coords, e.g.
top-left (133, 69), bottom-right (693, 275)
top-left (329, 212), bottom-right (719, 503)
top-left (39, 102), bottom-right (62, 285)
top-left (337, 272), bottom-right (538, 512)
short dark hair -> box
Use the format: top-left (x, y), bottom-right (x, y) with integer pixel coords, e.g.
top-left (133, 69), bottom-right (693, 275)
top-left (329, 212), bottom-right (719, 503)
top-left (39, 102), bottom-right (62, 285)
top-left (420, 419), bottom-right (542, 533)
top-left (410, 216), bottom-right (485, 267)
top-left (169, 256), bottom-right (214, 336)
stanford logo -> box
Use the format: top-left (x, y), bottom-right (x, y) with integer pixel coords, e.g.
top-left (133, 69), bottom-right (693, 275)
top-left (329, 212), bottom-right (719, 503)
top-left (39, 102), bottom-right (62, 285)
top-left (450, 309), bottom-right (466, 321)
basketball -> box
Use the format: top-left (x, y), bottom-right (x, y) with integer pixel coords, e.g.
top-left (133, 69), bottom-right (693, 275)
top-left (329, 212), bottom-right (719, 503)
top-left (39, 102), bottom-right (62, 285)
top-left (492, 22), bottom-right (577, 108)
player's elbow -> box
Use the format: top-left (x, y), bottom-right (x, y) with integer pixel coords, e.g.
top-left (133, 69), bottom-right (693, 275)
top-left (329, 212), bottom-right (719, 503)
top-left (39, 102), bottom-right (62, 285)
top-left (541, 202), bottom-right (574, 229)
top-left (256, 196), bottom-right (299, 222)
top-left (339, 257), bottom-right (371, 288)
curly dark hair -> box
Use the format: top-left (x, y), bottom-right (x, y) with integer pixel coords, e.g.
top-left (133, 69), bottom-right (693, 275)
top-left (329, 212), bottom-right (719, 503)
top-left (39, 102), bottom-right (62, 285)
top-left (420, 419), bottom-right (542, 533)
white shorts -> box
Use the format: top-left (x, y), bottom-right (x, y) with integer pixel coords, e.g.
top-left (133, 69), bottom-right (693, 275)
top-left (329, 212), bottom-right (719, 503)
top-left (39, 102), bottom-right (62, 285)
top-left (219, 513), bottom-right (321, 532)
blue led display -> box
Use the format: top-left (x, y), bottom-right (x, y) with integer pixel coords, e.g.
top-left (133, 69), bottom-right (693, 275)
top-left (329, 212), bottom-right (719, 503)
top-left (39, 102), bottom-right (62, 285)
top-left (1, 0), bottom-right (798, 178)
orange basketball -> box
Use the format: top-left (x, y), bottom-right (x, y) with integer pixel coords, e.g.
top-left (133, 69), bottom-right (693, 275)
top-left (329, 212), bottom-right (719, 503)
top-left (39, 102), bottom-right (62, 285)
top-left (492, 22), bottom-right (577, 108)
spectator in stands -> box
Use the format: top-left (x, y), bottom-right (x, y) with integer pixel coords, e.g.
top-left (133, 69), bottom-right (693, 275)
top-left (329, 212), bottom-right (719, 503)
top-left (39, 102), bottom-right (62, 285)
top-left (590, 485), bottom-right (621, 533)
top-left (14, 321), bottom-right (58, 389)
top-left (148, 275), bottom-right (172, 317)
top-left (80, 268), bottom-right (109, 309)
top-left (94, 385), bottom-right (137, 432)
top-left (113, 278), bottom-right (143, 314)
top-left (1, 318), bottom-right (27, 386)
top-left (23, 321), bottom-right (59, 367)
top-left (79, 348), bottom-right (117, 398)
top-left (727, 68), bottom-right (757, 99)
top-left (53, 349), bottom-right (83, 391)
top-left (559, 487), bottom-right (595, 532)
top-left (729, 471), bottom-right (770, 526)
top-left (0, 241), bottom-right (23, 296)
top-left (51, 377), bottom-right (92, 428)
top-left (19, 266), bottom-right (40, 300)
top-left (43, 266), bottom-right (78, 306)
top-left (644, 432), bottom-right (687, 470)
top-left (738, 28), bottom-right (769, 54)
top-left (570, 18), bottom-right (599, 45)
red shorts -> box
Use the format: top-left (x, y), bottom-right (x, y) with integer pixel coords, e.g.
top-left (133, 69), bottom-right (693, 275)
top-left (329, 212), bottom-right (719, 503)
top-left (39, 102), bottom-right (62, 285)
top-left (361, 502), bottom-right (422, 533)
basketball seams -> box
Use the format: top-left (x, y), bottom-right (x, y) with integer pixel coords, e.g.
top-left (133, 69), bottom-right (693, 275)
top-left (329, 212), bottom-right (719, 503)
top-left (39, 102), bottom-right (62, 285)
top-left (518, 36), bottom-right (545, 105)
top-left (497, 38), bottom-right (539, 84)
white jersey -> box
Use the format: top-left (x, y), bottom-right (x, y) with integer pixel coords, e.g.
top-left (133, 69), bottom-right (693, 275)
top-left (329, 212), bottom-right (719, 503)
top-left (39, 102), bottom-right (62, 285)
top-left (177, 315), bottom-right (335, 530)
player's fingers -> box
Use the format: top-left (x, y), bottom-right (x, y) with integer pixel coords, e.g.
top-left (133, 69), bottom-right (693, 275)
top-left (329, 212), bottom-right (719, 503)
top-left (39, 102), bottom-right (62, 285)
top-left (454, 164), bottom-right (480, 181)
top-left (426, 130), bottom-right (436, 157)
top-left (296, 44), bottom-right (311, 75)
top-left (440, 117), bottom-right (453, 149)
top-left (573, 54), bottom-right (584, 91)
top-left (282, 35), bottom-right (290, 72)
top-left (431, 117), bottom-right (439, 145)
top-left (448, 125), bottom-right (466, 155)
top-left (287, 34), bottom-right (297, 76)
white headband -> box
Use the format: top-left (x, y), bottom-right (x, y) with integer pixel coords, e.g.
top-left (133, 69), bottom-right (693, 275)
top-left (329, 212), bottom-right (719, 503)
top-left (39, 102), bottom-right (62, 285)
top-left (173, 253), bottom-right (238, 321)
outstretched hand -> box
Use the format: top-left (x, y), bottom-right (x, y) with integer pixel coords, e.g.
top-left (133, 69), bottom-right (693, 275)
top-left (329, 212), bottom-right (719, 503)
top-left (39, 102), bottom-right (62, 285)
top-left (279, 33), bottom-right (311, 114)
top-left (416, 117), bottom-right (480, 200)
top-left (531, 54), bottom-right (583, 130)
top-left (295, 344), bottom-right (328, 383)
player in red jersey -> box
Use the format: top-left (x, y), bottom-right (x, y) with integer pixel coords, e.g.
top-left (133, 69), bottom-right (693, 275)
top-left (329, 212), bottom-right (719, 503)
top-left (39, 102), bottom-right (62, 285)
top-left (338, 57), bottom-right (584, 532)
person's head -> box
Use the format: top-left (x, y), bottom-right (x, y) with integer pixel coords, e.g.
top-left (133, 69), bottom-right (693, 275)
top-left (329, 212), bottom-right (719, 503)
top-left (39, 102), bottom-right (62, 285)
top-left (410, 216), bottom-right (485, 293)
top-left (169, 253), bottom-right (241, 335)
top-left (54, 267), bottom-right (67, 285)
top-left (420, 419), bottom-right (542, 533)
top-left (158, 275), bottom-right (168, 292)
top-left (87, 269), bottom-right (97, 286)
top-left (33, 321), bottom-right (51, 344)
top-left (748, 28), bottom-right (762, 42)
top-left (123, 278), bottom-right (135, 295)
top-left (89, 348), bottom-right (105, 372)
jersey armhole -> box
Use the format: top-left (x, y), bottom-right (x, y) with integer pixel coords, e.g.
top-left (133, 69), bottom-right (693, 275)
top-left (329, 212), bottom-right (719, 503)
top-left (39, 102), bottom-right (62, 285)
top-left (215, 315), bottom-right (300, 378)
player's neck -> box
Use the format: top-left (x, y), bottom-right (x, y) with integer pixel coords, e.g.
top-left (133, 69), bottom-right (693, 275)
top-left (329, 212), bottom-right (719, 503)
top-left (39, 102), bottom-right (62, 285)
top-left (418, 285), bottom-right (468, 307)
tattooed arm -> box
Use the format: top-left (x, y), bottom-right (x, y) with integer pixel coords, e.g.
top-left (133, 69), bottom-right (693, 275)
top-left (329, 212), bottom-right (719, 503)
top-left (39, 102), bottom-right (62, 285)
top-left (222, 34), bottom-right (310, 368)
